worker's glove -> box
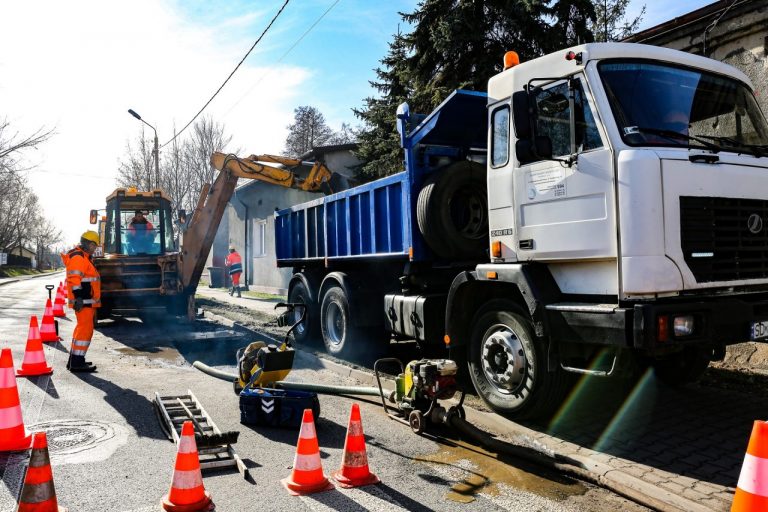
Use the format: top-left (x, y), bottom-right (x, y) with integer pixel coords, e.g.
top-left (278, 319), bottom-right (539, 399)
top-left (73, 298), bottom-right (84, 312)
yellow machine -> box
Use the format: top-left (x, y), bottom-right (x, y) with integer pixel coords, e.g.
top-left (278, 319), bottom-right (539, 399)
top-left (89, 154), bottom-right (347, 321)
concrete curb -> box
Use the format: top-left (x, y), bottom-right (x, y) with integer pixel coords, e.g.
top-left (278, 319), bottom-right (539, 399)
top-left (0, 270), bottom-right (64, 287)
top-left (199, 306), bottom-right (713, 512)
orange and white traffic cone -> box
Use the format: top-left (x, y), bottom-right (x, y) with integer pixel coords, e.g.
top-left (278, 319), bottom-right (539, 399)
top-left (16, 431), bottom-right (66, 511)
top-left (333, 403), bottom-right (380, 488)
top-left (732, 420), bottom-right (768, 511)
top-left (161, 421), bottom-right (214, 512)
top-left (17, 316), bottom-right (53, 377)
top-left (0, 348), bottom-right (32, 451)
top-left (40, 299), bottom-right (60, 343)
top-left (282, 409), bottom-right (334, 495)
top-left (52, 284), bottom-right (66, 318)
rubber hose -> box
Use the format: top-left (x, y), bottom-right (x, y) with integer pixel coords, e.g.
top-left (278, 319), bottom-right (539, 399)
top-left (192, 360), bottom-right (390, 397)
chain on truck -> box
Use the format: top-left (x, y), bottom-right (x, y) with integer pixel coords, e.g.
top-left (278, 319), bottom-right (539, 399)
top-left (264, 42), bottom-right (768, 420)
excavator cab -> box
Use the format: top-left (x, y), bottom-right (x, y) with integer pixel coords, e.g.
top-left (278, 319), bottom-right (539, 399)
top-left (102, 189), bottom-right (175, 255)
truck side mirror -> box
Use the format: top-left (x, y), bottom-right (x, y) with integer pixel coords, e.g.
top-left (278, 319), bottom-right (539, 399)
top-left (515, 136), bottom-right (553, 163)
top-left (178, 209), bottom-right (187, 225)
top-left (89, 210), bottom-right (98, 224)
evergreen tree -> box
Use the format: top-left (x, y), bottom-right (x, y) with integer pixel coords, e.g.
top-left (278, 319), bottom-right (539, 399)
top-left (354, 0), bottom-right (596, 179)
top-left (590, 0), bottom-right (645, 42)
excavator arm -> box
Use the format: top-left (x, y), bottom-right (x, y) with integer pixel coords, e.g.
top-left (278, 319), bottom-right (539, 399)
top-left (210, 152), bottom-right (344, 194)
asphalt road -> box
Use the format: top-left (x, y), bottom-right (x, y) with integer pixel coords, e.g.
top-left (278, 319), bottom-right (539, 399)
top-left (0, 274), bottom-right (646, 511)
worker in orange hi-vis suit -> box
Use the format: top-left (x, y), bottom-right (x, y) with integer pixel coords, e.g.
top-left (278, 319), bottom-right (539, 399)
top-left (225, 245), bottom-right (243, 298)
top-left (62, 230), bottom-right (101, 373)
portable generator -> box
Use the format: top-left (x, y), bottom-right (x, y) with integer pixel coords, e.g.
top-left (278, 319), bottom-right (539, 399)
top-left (375, 358), bottom-right (465, 434)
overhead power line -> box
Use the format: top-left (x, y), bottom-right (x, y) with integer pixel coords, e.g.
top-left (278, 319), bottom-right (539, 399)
top-left (161, 0), bottom-right (291, 149)
top-left (223, 0), bottom-right (341, 117)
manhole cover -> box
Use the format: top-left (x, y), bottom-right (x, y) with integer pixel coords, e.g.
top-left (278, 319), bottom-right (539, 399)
top-left (28, 419), bottom-right (128, 465)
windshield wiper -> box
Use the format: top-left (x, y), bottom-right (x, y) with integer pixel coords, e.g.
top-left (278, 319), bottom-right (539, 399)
top-left (698, 135), bottom-right (767, 158)
top-left (626, 127), bottom-right (724, 153)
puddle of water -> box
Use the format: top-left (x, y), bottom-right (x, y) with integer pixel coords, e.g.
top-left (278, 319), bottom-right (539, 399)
top-left (418, 437), bottom-right (586, 504)
top-left (114, 346), bottom-right (182, 362)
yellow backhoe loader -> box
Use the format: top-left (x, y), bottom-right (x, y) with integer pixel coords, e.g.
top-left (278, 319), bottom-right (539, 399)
top-left (89, 153), bottom-right (347, 320)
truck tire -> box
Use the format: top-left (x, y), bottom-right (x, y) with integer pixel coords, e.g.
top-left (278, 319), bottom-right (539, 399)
top-left (417, 161), bottom-right (487, 260)
top-left (652, 347), bottom-right (711, 386)
top-left (320, 285), bottom-right (359, 358)
top-left (468, 300), bottom-right (569, 419)
top-left (288, 280), bottom-right (320, 346)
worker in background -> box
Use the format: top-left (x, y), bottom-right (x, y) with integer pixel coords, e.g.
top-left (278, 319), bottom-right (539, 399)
top-left (127, 210), bottom-right (154, 254)
top-left (62, 231), bottom-right (101, 373)
top-left (225, 245), bottom-right (243, 298)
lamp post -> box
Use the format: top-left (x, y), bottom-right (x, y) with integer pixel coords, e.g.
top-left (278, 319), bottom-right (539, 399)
top-left (127, 109), bottom-right (160, 189)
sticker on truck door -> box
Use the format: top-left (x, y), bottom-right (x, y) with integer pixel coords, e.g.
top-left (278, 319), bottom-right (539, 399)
top-left (526, 168), bottom-right (566, 200)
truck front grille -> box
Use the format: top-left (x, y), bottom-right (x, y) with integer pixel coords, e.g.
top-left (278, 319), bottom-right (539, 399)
top-left (681, 196), bottom-right (768, 282)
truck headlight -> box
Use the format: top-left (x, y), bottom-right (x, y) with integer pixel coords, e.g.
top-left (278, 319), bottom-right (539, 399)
top-left (673, 315), bottom-right (694, 337)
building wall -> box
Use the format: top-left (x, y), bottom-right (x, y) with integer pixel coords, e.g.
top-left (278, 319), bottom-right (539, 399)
top-left (627, 2), bottom-right (768, 115)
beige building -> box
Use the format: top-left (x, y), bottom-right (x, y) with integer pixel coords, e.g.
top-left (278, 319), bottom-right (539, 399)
top-left (625, 0), bottom-right (768, 115)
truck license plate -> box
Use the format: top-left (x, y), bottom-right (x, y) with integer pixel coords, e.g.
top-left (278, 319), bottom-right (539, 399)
top-left (751, 321), bottom-right (768, 341)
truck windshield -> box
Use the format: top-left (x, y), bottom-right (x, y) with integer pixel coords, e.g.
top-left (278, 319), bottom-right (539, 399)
top-left (599, 60), bottom-right (768, 155)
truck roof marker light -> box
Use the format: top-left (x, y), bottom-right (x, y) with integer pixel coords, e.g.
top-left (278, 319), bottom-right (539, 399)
top-left (503, 51), bottom-right (520, 70)
top-left (565, 51), bottom-right (584, 64)
top-left (491, 241), bottom-right (502, 258)
top-left (443, 334), bottom-right (451, 345)
top-left (657, 315), bottom-right (669, 342)
top-left (487, 271), bottom-right (498, 280)
top-left (408, 247), bottom-right (414, 260)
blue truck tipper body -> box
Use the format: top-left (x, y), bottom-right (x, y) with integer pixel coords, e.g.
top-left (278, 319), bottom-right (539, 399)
top-left (274, 90), bottom-right (488, 265)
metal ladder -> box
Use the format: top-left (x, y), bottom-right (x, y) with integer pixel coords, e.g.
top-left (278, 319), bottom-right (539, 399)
top-left (154, 389), bottom-right (249, 480)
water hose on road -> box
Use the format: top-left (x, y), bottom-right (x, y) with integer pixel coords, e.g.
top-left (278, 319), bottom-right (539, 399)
top-left (192, 360), bottom-right (389, 397)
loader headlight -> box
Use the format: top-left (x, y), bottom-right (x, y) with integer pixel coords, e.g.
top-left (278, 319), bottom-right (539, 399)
top-left (673, 315), bottom-right (695, 337)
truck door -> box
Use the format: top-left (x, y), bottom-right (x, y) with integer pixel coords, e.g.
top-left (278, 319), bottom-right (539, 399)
top-left (513, 76), bottom-right (616, 261)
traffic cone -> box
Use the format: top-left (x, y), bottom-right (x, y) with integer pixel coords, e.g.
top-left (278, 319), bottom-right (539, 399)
top-left (0, 348), bottom-right (32, 451)
top-left (282, 409), bottom-right (334, 495)
top-left (333, 403), bottom-right (380, 488)
top-left (52, 284), bottom-right (66, 318)
top-left (161, 421), bottom-right (214, 512)
top-left (732, 420), bottom-right (768, 511)
top-left (40, 299), bottom-right (60, 343)
top-left (17, 316), bottom-right (53, 377)
top-left (16, 432), bottom-right (66, 512)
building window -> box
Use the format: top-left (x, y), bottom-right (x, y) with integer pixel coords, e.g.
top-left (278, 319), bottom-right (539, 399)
top-left (254, 219), bottom-right (267, 257)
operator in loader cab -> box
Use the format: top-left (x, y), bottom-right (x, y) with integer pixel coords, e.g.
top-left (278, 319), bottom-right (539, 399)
top-left (127, 210), bottom-right (154, 254)
top-left (63, 230), bottom-right (101, 372)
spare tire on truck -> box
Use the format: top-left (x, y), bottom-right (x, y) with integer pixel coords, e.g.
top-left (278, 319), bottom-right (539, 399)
top-left (417, 161), bottom-right (488, 260)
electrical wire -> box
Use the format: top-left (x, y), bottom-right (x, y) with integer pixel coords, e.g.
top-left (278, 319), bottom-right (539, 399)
top-left (160, 0), bottom-right (291, 149)
top-left (222, 0), bottom-right (342, 117)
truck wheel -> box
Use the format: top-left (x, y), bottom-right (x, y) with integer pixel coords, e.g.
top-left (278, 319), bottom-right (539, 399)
top-left (320, 285), bottom-right (359, 358)
top-left (652, 347), bottom-right (711, 386)
top-left (417, 161), bottom-right (487, 260)
top-left (288, 280), bottom-right (319, 346)
top-left (468, 301), bottom-right (568, 419)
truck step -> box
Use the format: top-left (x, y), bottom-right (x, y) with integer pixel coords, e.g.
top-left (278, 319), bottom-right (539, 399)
top-left (545, 302), bottom-right (618, 314)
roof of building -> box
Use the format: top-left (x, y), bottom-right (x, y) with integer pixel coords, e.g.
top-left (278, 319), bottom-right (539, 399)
top-left (299, 143), bottom-right (357, 161)
top-left (624, 0), bottom-right (748, 43)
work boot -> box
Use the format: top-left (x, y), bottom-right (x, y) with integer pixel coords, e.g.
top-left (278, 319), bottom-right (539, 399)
top-left (228, 286), bottom-right (234, 296)
top-left (67, 354), bottom-right (96, 373)
top-left (236, 286), bottom-right (241, 298)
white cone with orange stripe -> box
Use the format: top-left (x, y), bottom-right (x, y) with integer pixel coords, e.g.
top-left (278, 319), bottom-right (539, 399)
top-left (333, 403), bottom-right (380, 488)
top-left (161, 421), bottom-right (214, 512)
top-left (0, 348), bottom-right (32, 451)
top-left (40, 299), bottom-right (60, 343)
top-left (282, 409), bottom-right (334, 495)
top-left (732, 420), bottom-right (768, 511)
top-left (52, 284), bottom-right (66, 318)
top-left (17, 316), bottom-right (53, 377)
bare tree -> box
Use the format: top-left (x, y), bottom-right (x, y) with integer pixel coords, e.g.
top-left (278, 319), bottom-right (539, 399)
top-left (29, 215), bottom-right (62, 270)
top-left (116, 128), bottom-right (155, 190)
top-left (183, 116), bottom-right (233, 208)
top-left (590, 0), bottom-right (646, 42)
top-left (283, 106), bottom-right (335, 156)
top-left (328, 122), bottom-right (357, 145)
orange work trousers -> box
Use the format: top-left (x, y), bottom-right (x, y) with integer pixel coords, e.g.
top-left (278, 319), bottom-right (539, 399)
top-left (72, 307), bottom-right (96, 357)
top-left (231, 272), bottom-right (242, 286)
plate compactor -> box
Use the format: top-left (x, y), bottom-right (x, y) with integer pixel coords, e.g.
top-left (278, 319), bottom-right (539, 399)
top-left (375, 358), bottom-right (466, 434)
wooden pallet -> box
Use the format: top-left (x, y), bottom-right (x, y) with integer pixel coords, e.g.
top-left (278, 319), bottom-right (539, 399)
top-left (154, 389), bottom-right (249, 479)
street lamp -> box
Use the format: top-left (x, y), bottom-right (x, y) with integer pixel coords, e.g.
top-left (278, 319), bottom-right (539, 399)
top-left (127, 108), bottom-right (160, 189)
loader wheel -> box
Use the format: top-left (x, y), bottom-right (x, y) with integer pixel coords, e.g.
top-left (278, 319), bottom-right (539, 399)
top-left (288, 280), bottom-right (319, 346)
top-left (417, 161), bottom-right (487, 260)
top-left (468, 300), bottom-right (570, 420)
